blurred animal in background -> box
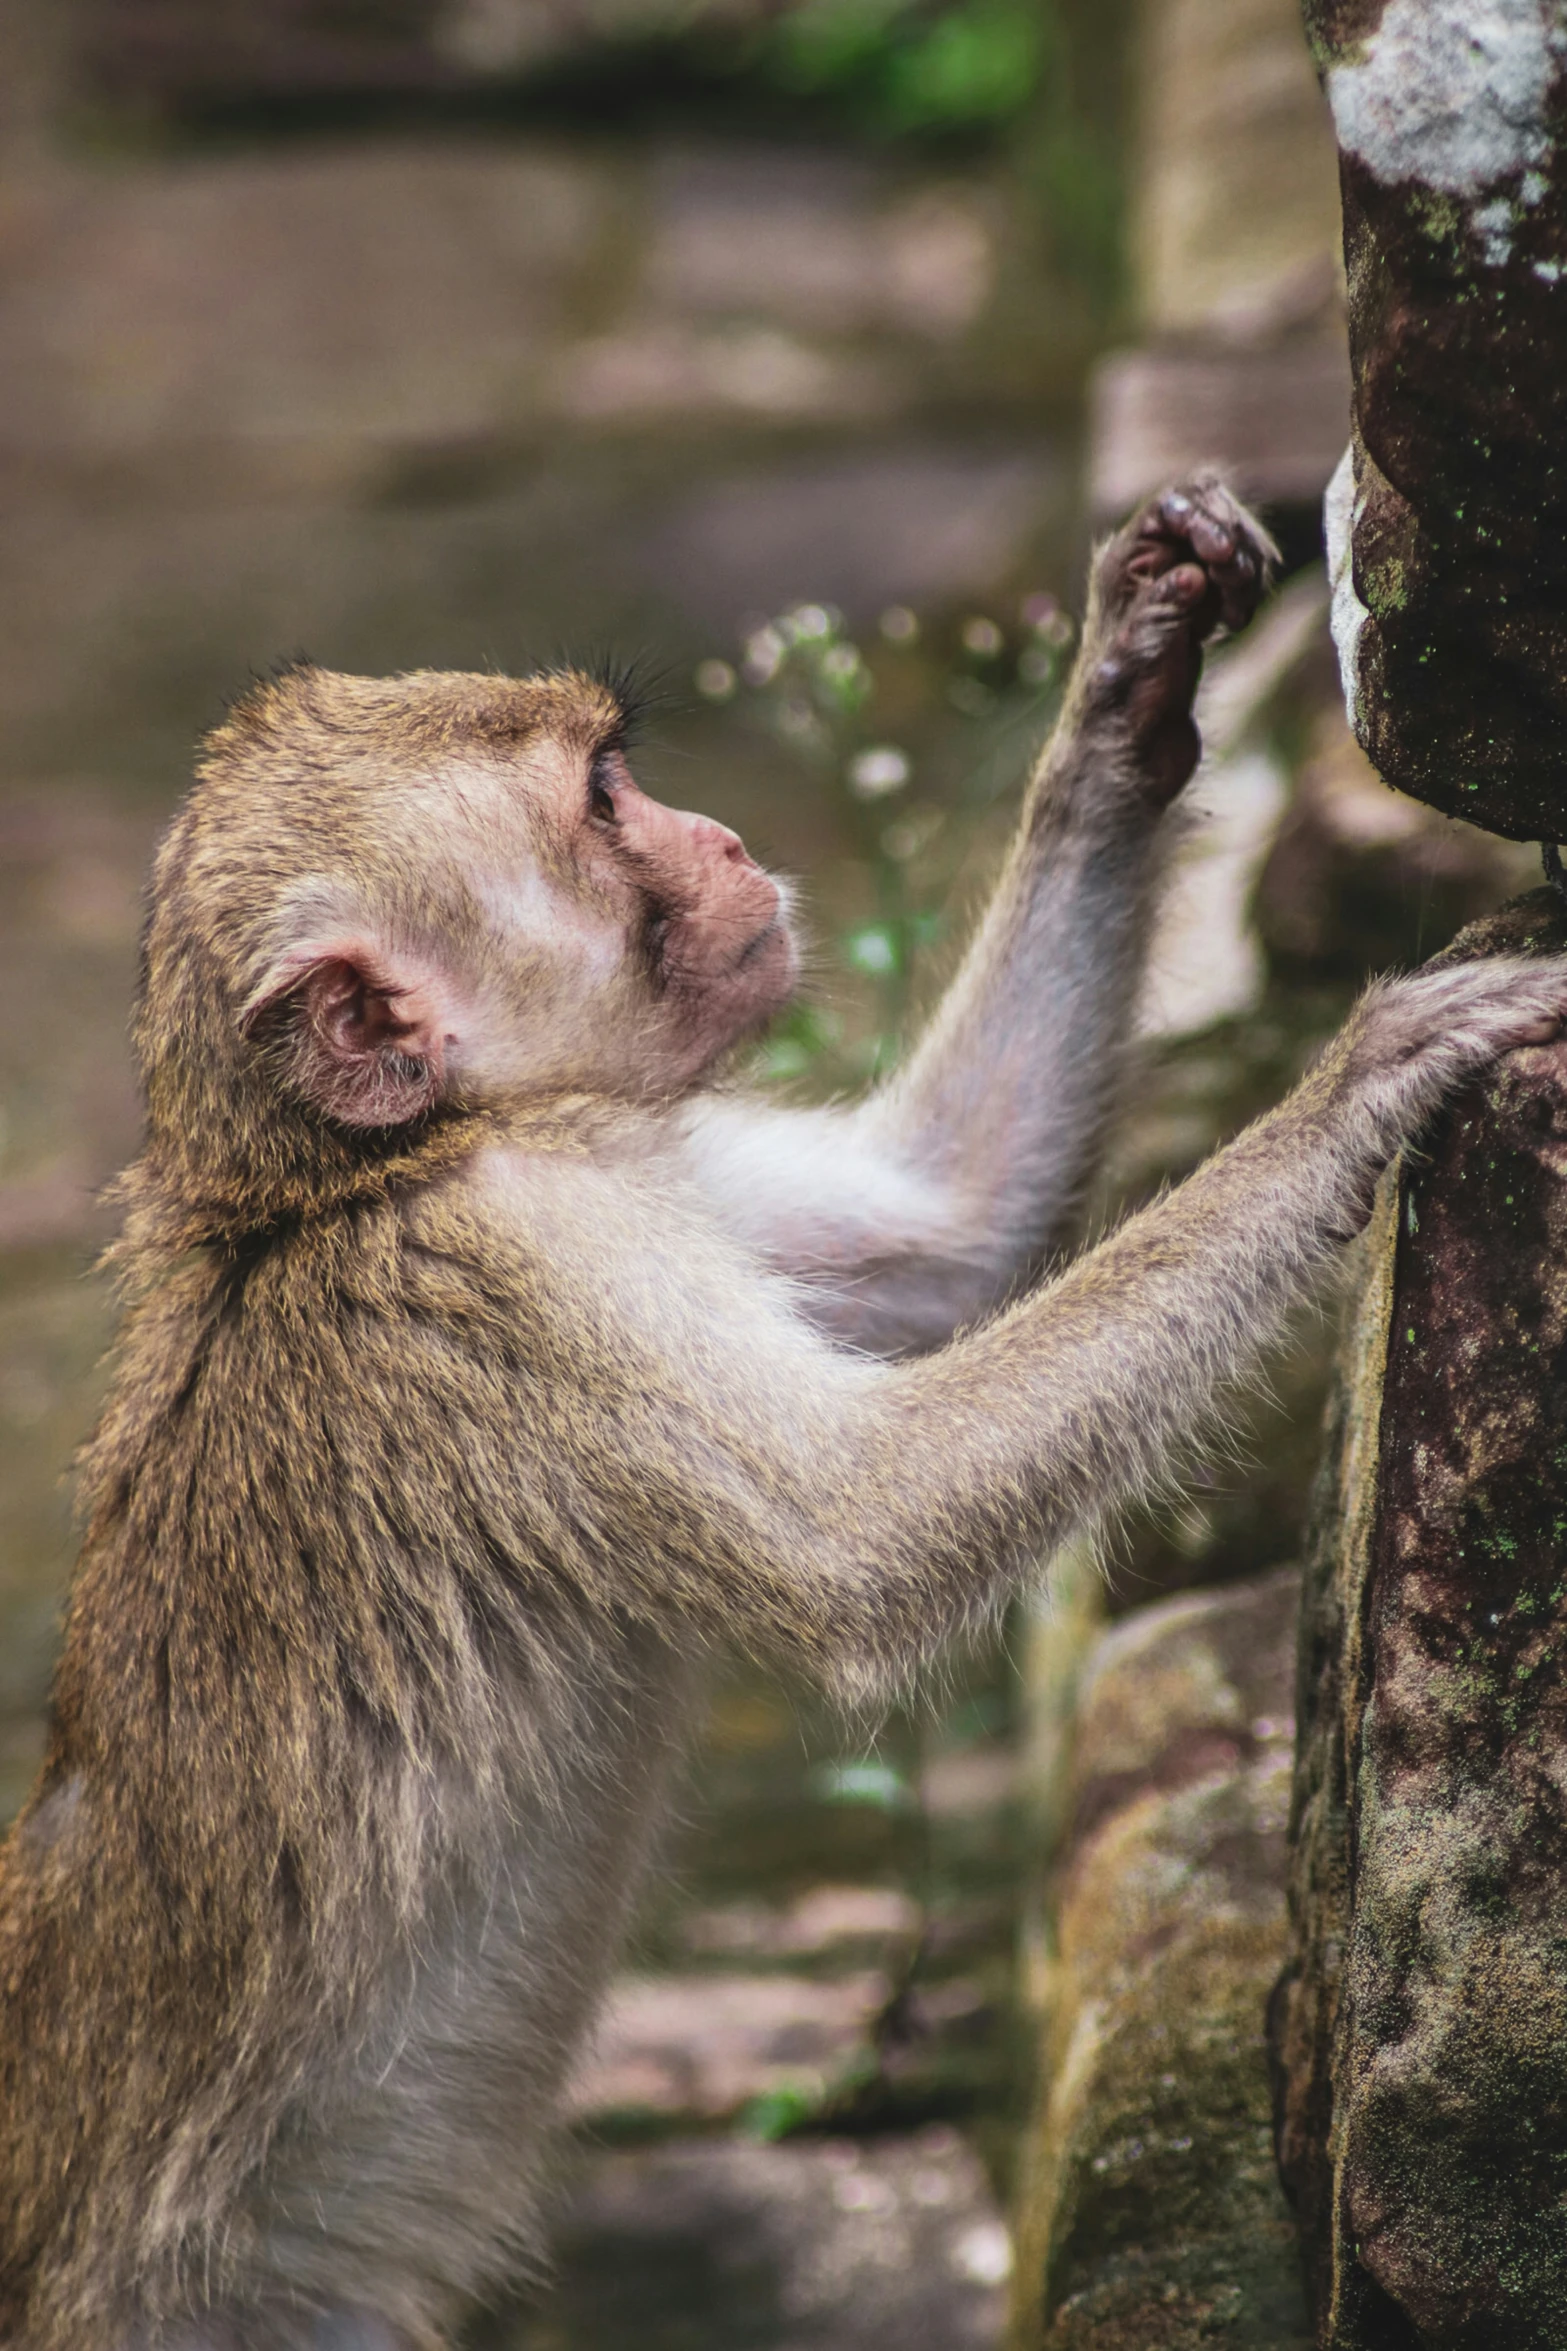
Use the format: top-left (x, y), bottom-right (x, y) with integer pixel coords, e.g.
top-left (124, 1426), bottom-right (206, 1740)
top-left (2, 478), bottom-right (1564, 2351)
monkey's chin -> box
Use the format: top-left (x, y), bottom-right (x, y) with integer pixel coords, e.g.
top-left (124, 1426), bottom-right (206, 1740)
top-left (699, 923), bottom-right (799, 1073)
top-left (741, 915), bottom-right (801, 1016)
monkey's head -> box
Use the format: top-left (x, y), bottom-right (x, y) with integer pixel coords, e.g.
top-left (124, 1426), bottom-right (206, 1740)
top-left (132, 663), bottom-right (796, 1231)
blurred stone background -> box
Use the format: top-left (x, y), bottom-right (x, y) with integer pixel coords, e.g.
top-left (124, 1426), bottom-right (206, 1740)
top-left (0, 1), bottom-right (1539, 2344)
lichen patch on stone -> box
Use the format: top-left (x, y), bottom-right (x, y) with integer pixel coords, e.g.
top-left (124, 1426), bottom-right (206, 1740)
top-left (1326, 0), bottom-right (1565, 201)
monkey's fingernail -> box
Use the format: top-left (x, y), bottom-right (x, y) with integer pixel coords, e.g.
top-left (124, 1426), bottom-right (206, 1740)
top-left (1163, 563), bottom-right (1206, 603)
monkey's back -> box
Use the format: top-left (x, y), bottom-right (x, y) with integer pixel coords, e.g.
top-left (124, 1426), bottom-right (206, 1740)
top-left (0, 1182), bottom-right (699, 2347)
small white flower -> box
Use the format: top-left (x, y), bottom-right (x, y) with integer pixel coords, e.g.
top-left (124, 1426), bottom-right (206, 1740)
top-left (742, 627), bottom-right (786, 685)
top-left (961, 615), bottom-right (1003, 657)
top-left (848, 746), bottom-right (911, 799)
top-left (953, 2223), bottom-right (1012, 2286)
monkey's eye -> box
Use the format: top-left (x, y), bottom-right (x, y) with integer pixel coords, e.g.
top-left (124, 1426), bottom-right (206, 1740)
top-left (588, 771), bottom-right (618, 825)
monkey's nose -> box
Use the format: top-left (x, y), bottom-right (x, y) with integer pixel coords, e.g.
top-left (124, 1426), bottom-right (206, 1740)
top-left (686, 812), bottom-right (754, 867)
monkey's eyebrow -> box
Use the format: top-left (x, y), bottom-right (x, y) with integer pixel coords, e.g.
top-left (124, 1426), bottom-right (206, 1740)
top-left (589, 648), bottom-right (663, 739)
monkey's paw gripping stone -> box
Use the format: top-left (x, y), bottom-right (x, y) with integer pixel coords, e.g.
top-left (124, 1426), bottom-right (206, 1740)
top-left (1011, 1571), bottom-right (1311, 2350)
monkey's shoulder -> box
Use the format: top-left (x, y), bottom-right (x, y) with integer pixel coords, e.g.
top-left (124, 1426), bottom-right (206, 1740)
top-left (76, 1146), bottom-right (778, 1482)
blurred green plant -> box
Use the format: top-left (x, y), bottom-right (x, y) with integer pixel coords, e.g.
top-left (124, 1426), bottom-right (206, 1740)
top-left (759, 0), bottom-right (1044, 134)
top-left (738, 2079), bottom-right (831, 2140)
top-left (806, 1756), bottom-right (913, 1809)
top-left (696, 589), bottom-right (1074, 1084)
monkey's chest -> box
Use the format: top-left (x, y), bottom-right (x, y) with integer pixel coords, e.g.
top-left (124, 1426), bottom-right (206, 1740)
top-left (246, 1642), bottom-right (702, 2312)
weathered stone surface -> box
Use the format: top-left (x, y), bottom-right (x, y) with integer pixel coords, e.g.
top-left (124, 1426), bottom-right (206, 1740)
top-left (1269, 1177), bottom-right (1398, 2343)
top-left (0, 1248), bottom-right (114, 1824)
top-left (0, 141), bottom-right (1021, 466)
top-left (1088, 340), bottom-right (1350, 520)
top-left (642, 153), bottom-right (999, 342)
top-left (1088, 0), bottom-right (1348, 524)
top-left (0, 790), bottom-right (158, 1248)
top-left (1255, 700), bottom-right (1538, 978)
top-left (1134, 0), bottom-right (1342, 342)
top-left (569, 1970), bottom-right (890, 2126)
top-left (1011, 1571), bottom-right (1310, 2349)
top-left (477, 2128), bottom-right (1009, 2350)
top-left (78, 0), bottom-right (453, 107)
top-left (73, 0), bottom-right (785, 107)
top-left (0, 143), bottom-right (610, 460)
top-left (1276, 888), bottom-right (1567, 2346)
top-left (1309, 0), bottom-right (1567, 841)
top-left (1017, 1542), bottom-right (1106, 2011)
top-left (640, 445), bottom-right (1064, 630)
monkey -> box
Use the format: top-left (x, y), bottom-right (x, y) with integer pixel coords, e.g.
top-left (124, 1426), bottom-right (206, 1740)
top-left (2, 476), bottom-right (1564, 2351)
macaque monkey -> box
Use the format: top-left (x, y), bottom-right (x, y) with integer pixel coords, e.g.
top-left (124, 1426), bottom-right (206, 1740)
top-left (3, 478), bottom-right (1564, 2351)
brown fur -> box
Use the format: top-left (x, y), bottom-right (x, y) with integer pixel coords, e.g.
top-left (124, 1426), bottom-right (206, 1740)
top-left (3, 485), bottom-right (1565, 2350)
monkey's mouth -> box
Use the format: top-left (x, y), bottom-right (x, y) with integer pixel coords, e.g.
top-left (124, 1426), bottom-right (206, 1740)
top-left (733, 873), bottom-right (796, 975)
top-left (734, 915), bottom-right (784, 970)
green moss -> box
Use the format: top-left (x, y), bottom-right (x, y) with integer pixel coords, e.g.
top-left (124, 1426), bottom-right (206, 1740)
top-left (1017, 1698), bottom-right (1310, 2348)
top-left (1363, 558), bottom-right (1410, 619)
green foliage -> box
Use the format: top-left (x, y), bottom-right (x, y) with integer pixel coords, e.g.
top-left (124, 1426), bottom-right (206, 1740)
top-left (885, 0), bottom-right (1044, 131)
top-left (762, 0), bottom-right (1045, 133)
top-left (754, 1001), bottom-right (845, 1082)
top-left (738, 2081), bottom-right (827, 2139)
top-left (806, 1756), bottom-right (914, 1809)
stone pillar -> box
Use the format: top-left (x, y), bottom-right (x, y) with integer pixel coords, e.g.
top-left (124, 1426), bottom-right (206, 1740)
top-left (1308, 0), bottom-right (1567, 840)
top-left (1275, 12), bottom-right (1567, 2341)
top-left (1012, 1571), bottom-right (1311, 2349)
top-left (1088, 0), bottom-right (1347, 531)
top-left (1275, 895), bottom-right (1567, 2348)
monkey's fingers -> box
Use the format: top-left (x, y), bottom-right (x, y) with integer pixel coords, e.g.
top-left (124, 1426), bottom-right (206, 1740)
top-left (1167, 496), bottom-right (1264, 635)
top-left (1347, 956), bottom-right (1567, 1109)
top-left (1149, 560), bottom-right (1213, 612)
top-left (1120, 479), bottom-right (1274, 639)
top-left (1122, 489), bottom-right (1211, 579)
top-left (1200, 532), bottom-right (1265, 637)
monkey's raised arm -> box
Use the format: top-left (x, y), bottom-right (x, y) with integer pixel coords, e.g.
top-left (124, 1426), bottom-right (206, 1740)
top-left (681, 479), bottom-right (1276, 1357)
top-left (482, 949), bottom-right (1567, 1701)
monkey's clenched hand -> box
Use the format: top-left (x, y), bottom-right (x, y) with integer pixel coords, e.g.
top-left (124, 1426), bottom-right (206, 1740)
top-left (1069, 471), bottom-right (1280, 809)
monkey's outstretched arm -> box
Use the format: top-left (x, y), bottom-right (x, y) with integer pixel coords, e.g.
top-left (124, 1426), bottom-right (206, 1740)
top-left (861, 484), bottom-right (1272, 1251)
top-left (682, 479), bottom-right (1276, 1357)
top-left (509, 952), bottom-right (1567, 1699)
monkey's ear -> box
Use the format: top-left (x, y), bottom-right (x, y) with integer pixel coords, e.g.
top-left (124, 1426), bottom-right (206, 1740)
top-left (240, 943), bottom-right (457, 1129)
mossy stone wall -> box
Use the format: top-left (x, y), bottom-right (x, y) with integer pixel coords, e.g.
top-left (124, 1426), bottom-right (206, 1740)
top-left (1275, 894), bottom-right (1567, 2347)
top-left (1012, 1573), bottom-right (1311, 2350)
